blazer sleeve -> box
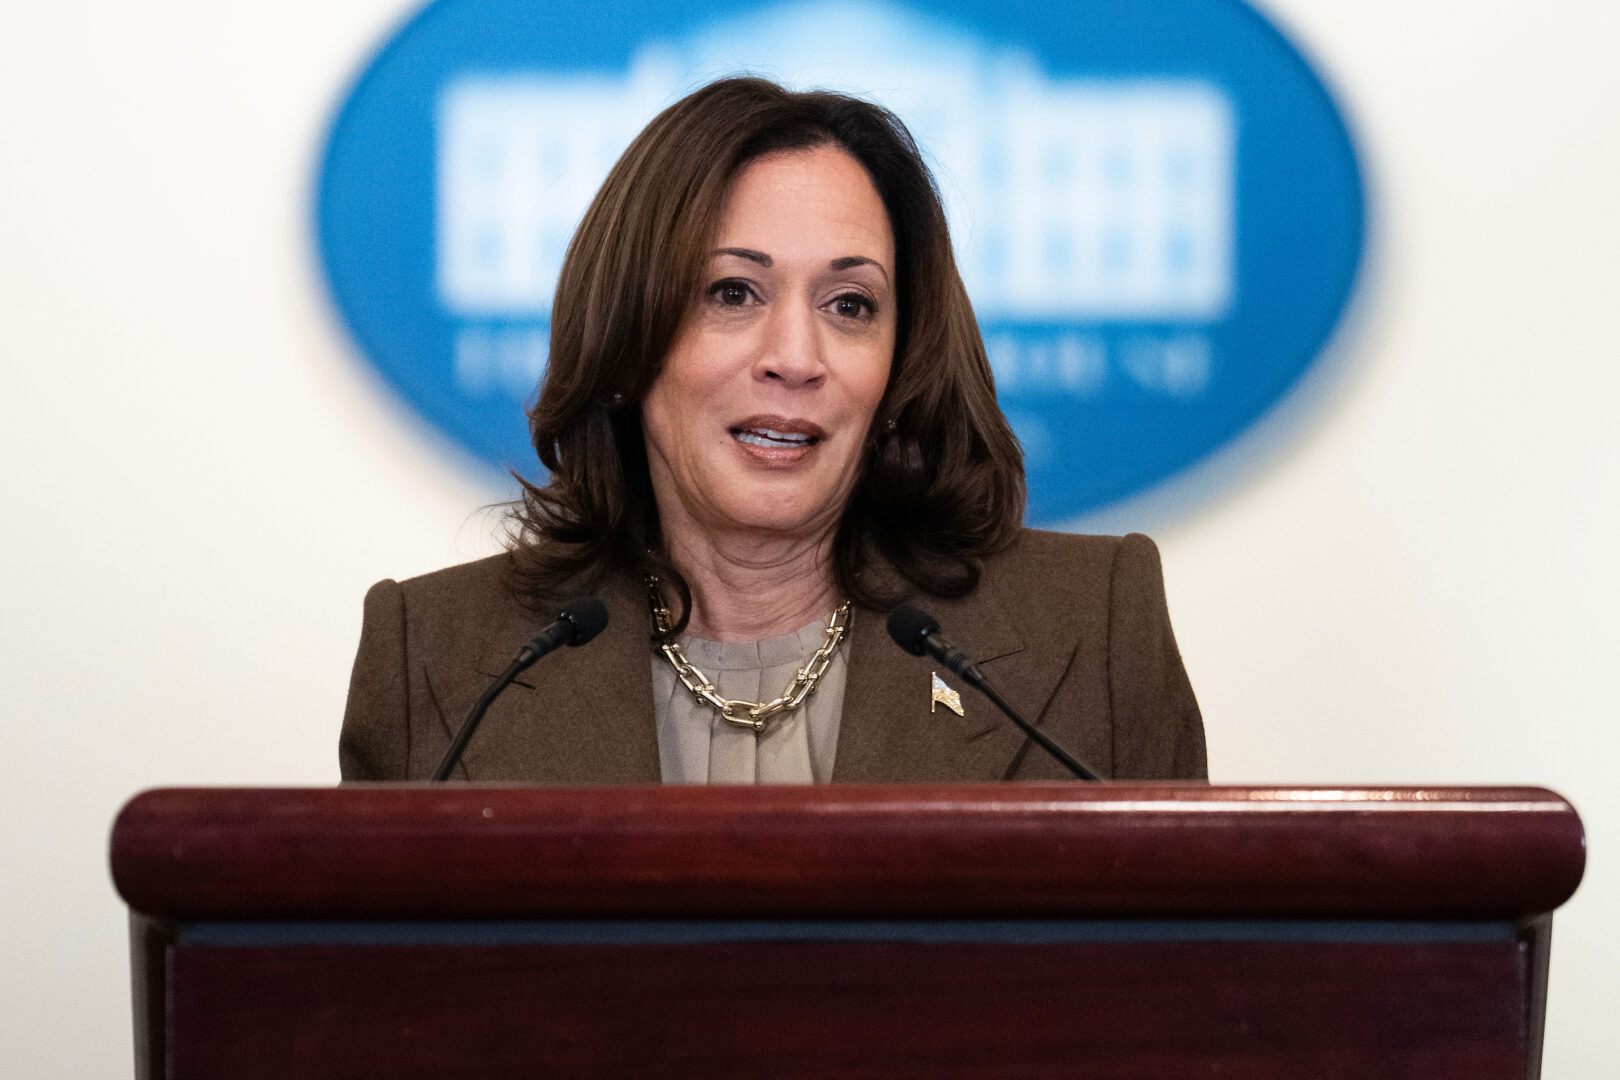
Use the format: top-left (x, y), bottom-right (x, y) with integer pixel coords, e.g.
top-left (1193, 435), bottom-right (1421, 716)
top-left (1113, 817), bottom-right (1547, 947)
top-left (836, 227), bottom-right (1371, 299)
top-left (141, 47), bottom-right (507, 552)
top-left (339, 578), bottom-right (411, 780)
top-left (1108, 533), bottom-right (1208, 780)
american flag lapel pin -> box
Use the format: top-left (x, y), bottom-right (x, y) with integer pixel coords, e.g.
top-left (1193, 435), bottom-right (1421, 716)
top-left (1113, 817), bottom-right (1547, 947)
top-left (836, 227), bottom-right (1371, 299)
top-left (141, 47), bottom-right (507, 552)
top-left (930, 672), bottom-right (965, 716)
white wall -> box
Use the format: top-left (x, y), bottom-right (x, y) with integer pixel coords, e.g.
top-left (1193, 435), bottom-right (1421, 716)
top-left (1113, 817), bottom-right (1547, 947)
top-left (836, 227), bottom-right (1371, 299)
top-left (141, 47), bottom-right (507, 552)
top-left (1, 1), bottom-right (1615, 1074)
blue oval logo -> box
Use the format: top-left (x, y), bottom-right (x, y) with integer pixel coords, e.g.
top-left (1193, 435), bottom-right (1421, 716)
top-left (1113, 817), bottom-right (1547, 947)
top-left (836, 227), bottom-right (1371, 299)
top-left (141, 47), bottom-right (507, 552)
top-left (316, 0), bottom-right (1364, 524)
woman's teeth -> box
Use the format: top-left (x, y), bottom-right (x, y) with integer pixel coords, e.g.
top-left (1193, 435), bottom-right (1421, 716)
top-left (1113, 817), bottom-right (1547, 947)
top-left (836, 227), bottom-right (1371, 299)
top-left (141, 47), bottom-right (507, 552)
top-left (733, 428), bottom-right (816, 448)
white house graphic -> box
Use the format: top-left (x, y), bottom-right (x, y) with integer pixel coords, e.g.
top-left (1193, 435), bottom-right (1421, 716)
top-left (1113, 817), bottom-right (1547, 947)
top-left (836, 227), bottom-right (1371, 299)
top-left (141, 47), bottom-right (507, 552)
top-left (435, 1), bottom-right (1233, 397)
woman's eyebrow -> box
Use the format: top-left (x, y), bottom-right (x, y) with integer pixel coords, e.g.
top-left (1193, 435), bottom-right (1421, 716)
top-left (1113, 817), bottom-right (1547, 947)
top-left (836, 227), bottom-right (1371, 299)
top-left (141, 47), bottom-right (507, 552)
top-left (830, 255), bottom-right (890, 283)
top-left (715, 247), bottom-right (771, 266)
top-left (714, 248), bottom-right (889, 284)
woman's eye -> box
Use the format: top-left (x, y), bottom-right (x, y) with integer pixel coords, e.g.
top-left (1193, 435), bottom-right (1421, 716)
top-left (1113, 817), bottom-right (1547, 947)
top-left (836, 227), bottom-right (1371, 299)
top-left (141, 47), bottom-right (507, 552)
top-left (710, 280), bottom-right (754, 306)
top-left (831, 292), bottom-right (874, 318)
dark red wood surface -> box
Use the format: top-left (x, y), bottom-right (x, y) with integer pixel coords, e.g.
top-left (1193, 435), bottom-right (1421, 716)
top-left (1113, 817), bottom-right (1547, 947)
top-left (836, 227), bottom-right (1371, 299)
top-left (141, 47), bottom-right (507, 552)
top-left (166, 938), bottom-right (1530, 1079)
top-left (110, 784), bottom-right (1585, 921)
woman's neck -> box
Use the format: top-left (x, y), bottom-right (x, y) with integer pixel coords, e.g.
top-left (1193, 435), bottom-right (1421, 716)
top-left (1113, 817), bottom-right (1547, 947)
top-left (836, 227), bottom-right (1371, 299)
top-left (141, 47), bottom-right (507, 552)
top-left (661, 524), bottom-right (841, 642)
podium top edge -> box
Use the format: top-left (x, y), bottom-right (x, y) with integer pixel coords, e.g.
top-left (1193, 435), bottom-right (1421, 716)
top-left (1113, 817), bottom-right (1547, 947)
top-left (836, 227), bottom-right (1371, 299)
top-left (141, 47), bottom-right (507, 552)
top-left (109, 784), bottom-right (1585, 924)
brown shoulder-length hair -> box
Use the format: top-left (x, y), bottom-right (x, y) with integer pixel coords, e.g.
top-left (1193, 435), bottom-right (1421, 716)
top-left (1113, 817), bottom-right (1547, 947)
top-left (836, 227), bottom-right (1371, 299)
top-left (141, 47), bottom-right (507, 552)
top-left (507, 76), bottom-right (1024, 632)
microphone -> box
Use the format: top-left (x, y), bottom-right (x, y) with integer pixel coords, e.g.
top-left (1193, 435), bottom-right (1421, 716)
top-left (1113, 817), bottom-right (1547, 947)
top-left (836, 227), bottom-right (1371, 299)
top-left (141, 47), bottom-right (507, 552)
top-left (432, 597), bottom-right (609, 781)
top-left (886, 604), bottom-right (1102, 782)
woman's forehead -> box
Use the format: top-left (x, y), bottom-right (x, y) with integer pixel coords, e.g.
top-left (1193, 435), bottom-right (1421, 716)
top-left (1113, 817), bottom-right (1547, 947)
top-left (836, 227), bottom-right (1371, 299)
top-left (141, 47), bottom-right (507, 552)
top-left (711, 147), bottom-right (895, 272)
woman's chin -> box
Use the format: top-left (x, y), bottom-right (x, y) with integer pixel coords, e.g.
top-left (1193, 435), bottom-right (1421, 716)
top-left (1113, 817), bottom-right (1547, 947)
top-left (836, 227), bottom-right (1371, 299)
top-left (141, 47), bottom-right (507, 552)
top-left (708, 492), bottom-right (842, 541)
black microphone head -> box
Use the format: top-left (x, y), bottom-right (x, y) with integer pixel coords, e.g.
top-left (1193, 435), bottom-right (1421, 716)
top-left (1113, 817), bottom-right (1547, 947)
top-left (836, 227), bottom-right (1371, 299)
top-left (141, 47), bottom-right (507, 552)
top-left (557, 596), bottom-right (609, 646)
top-left (886, 604), bottom-right (939, 657)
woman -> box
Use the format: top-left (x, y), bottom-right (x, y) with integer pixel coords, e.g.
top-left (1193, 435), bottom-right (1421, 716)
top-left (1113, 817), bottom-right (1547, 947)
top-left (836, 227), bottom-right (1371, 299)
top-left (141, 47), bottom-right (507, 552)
top-left (341, 77), bottom-right (1205, 783)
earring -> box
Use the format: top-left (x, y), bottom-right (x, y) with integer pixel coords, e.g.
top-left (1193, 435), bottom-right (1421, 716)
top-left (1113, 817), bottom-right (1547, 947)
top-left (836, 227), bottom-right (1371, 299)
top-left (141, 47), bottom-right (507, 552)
top-left (884, 418), bottom-right (898, 432)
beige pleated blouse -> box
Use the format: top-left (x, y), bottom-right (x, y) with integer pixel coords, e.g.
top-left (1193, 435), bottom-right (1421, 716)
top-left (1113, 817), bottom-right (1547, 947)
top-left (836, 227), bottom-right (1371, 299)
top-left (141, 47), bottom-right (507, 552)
top-left (651, 615), bottom-right (850, 784)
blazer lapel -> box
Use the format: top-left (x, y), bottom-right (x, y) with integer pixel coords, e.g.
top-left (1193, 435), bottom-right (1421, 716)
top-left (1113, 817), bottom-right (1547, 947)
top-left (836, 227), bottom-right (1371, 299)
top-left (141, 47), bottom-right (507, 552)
top-left (833, 576), bottom-right (1083, 782)
top-left (434, 571), bottom-right (662, 783)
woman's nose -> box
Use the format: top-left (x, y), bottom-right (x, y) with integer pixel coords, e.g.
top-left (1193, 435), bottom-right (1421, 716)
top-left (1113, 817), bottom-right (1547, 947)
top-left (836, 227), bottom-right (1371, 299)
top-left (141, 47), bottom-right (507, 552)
top-left (755, 301), bottom-right (827, 388)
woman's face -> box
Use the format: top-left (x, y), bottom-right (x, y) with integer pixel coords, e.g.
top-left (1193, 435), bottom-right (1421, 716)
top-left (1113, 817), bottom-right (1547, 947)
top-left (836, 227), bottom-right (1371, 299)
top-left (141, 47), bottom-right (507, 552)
top-left (641, 146), bottom-right (897, 546)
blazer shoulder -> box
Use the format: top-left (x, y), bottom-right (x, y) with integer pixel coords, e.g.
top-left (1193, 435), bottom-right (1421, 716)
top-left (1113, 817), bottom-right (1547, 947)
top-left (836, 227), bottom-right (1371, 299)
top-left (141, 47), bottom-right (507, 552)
top-left (389, 549), bottom-right (525, 622)
top-left (994, 527), bottom-right (1160, 562)
top-left (393, 551), bottom-right (516, 602)
top-left (350, 552), bottom-right (552, 692)
top-left (982, 529), bottom-right (1156, 615)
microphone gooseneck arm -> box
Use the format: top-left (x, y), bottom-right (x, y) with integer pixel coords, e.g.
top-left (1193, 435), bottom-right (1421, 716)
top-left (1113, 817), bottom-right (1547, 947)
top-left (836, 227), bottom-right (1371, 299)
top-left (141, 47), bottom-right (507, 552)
top-left (431, 597), bottom-right (609, 782)
top-left (887, 605), bottom-right (1102, 782)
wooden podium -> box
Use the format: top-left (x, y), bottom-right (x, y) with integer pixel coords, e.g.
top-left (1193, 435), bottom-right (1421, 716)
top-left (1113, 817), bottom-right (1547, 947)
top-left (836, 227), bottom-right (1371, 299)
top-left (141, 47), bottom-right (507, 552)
top-left (111, 784), bottom-right (1584, 1079)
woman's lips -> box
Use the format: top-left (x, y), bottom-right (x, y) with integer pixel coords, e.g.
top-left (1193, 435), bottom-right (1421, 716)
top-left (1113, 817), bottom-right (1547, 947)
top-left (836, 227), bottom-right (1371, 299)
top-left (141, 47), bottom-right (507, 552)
top-left (733, 427), bottom-right (815, 448)
top-left (728, 416), bottom-right (825, 460)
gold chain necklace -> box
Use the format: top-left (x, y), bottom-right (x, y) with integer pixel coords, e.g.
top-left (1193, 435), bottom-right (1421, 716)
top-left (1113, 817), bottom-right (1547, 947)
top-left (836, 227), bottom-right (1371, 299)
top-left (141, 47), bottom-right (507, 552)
top-left (647, 579), bottom-right (852, 732)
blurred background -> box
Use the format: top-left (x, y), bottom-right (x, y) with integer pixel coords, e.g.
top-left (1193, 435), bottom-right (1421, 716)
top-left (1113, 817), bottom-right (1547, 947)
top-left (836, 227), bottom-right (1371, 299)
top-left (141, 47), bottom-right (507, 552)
top-left (2, 0), bottom-right (1615, 1074)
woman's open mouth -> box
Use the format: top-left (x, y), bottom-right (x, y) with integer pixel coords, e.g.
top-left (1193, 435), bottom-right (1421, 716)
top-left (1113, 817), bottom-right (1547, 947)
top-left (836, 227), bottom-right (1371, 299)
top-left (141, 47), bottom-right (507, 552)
top-left (727, 416), bottom-right (826, 453)
top-left (731, 426), bottom-right (820, 448)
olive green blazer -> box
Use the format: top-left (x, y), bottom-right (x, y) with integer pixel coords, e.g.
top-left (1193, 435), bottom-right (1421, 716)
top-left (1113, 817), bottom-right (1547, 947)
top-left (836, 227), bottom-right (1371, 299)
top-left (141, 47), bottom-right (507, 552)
top-left (340, 529), bottom-right (1206, 782)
